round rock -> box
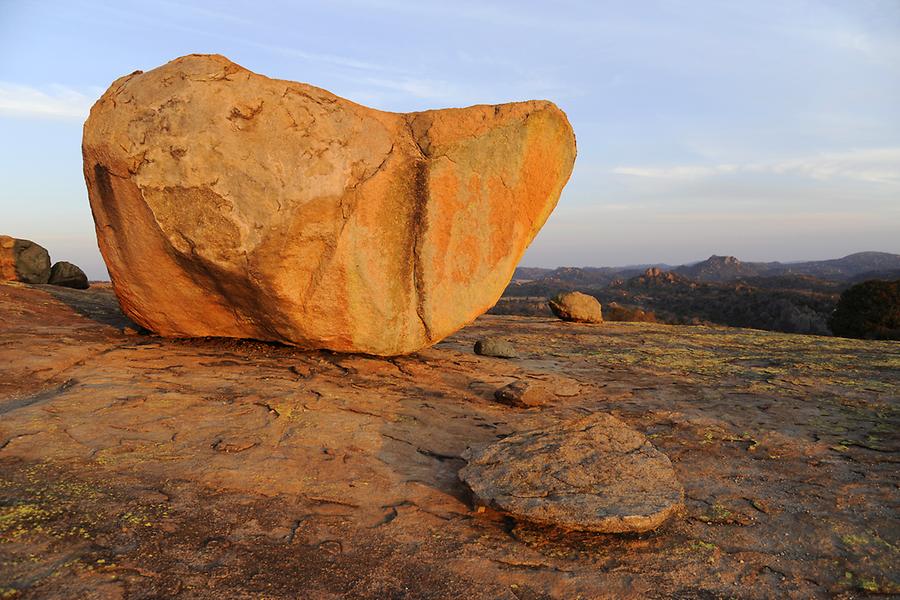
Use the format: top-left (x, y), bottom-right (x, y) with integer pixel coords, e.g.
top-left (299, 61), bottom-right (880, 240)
top-left (459, 414), bottom-right (683, 533)
top-left (548, 291), bottom-right (602, 323)
top-left (48, 261), bottom-right (90, 289)
top-left (0, 235), bottom-right (51, 284)
top-left (474, 338), bottom-right (518, 358)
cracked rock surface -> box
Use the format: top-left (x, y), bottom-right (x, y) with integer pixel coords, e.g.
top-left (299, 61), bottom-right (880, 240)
top-left (81, 54), bottom-right (576, 355)
top-left (460, 414), bottom-right (684, 533)
top-left (2, 282), bottom-right (898, 598)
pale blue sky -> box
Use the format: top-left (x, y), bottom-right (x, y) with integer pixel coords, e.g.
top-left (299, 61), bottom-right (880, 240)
top-left (1, 0), bottom-right (898, 279)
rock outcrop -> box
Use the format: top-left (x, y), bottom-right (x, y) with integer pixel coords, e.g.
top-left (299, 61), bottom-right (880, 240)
top-left (48, 261), bottom-right (90, 289)
top-left (548, 291), bottom-right (602, 323)
top-left (82, 54), bottom-right (576, 355)
top-left (0, 236), bottom-right (50, 284)
top-left (460, 414), bottom-right (684, 533)
top-left (2, 283), bottom-right (895, 596)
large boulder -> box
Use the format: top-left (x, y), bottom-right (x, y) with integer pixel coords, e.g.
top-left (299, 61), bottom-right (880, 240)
top-left (0, 236), bottom-right (51, 284)
top-left (548, 291), bottom-right (602, 323)
top-left (82, 54), bottom-right (576, 355)
top-left (459, 414), bottom-right (684, 533)
top-left (48, 261), bottom-right (90, 289)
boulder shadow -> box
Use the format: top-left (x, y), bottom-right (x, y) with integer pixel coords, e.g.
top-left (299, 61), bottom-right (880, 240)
top-left (39, 283), bottom-right (136, 329)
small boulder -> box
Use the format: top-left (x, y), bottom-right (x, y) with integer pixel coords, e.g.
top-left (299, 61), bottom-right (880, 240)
top-left (474, 338), bottom-right (518, 358)
top-left (548, 291), bottom-right (602, 323)
top-left (494, 380), bottom-right (551, 408)
top-left (0, 235), bottom-right (51, 284)
top-left (459, 414), bottom-right (684, 533)
top-left (48, 261), bottom-right (90, 289)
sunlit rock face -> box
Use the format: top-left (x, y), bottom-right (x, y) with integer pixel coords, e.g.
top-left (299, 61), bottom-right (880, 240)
top-left (83, 54), bottom-right (576, 355)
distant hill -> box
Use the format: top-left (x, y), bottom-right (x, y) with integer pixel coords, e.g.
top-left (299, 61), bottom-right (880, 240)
top-left (512, 264), bottom-right (675, 286)
top-left (512, 267), bottom-right (554, 281)
top-left (672, 252), bottom-right (900, 282)
top-left (673, 255), bottom-right (776, 281)
top-left (515, 252), bottom-right (900, 285)
top-left (501, 252), bottom-right (900, 336)
top-left (783, 252), bottom-right (900, 280)
top-left (848, 268), bottom-right (900, 284)
top-left (621, 267), bottom-right (700, 290)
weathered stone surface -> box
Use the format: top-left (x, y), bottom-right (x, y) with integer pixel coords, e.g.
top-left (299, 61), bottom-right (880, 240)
top-left (474, 338), bottom-right (518, 358)
top-left (48, 261), bottom-right (89, 289)
top-left (82, 54), bottom-right (576, 355)
top-left (493, 380), bottom-right (552, 407)
top-left (548, 291), bottom-right (602, 323)
top-left (2, 283), bottom-right (897, 597)
top-left (0, 235), bottom-right (50, 284)
top-left (459, 414), bottom-right (684, 533)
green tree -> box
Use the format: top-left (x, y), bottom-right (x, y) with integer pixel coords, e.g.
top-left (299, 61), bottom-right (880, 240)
top-left (829, 280), bottom-right (900, 340)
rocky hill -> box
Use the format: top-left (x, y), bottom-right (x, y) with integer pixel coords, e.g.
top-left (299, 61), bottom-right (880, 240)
top-left (672, 252), bottom-right (900, 282)
top-left (515, 252), bottom-right (900, 286)
top-left (617, 267), bottom-right (699, 290)
top-left (504, 269), bottom-right (842, 335)
top-left (607, 269), bottom-right (839, 334)
top-left (502, 253), bottom-right (900, 335)
top-left (673, 255), bottom-right (775, 281)
top-left (786, 251), bottom-right (900, 280)
top-left (513, 264), bottom-right (675, 286)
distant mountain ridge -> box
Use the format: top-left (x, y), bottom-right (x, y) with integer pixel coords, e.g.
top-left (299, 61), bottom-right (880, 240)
top-left (503, 252), bottom-right (899, 337)
top-left (673, 255), bottom-right (776, 282)
top-left (515, 252), bottom-right (900, 284)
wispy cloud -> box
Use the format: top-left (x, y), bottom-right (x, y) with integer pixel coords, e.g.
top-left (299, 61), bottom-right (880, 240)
top-left (336, 77), bottom-right (483, 112)
top-left (55, 1), bottom-right (405, 76)
top-left (335, 0), bottom-right (584, 31)
top-left (654, 211), bottom-right (874, 225)
top-left (154, 0), bottom-right (251, 26)
top-left (360, 76), bottom-right (467, 100)
top-left (611, 165), bottom-right (738, 181)
top-left (764, 148), bottom-right (900, 184)
top-left (247, 42), bottom-right (405, 73)
top-left (342, 72), bottom-right (576, 110)
top-left (612, 148), bottom-right (900, 184)
top-left (0, 83), bottom-right (96, 120)
top-left (793, 22), bottom-right (900, 65)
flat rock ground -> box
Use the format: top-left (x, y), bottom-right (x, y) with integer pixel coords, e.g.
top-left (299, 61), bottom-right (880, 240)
top-left (0, 282), bottom-right (897, 600)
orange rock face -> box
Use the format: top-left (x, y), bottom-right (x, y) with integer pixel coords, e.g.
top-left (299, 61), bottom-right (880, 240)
top-left (82, 54), bottom-right (576, 355)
